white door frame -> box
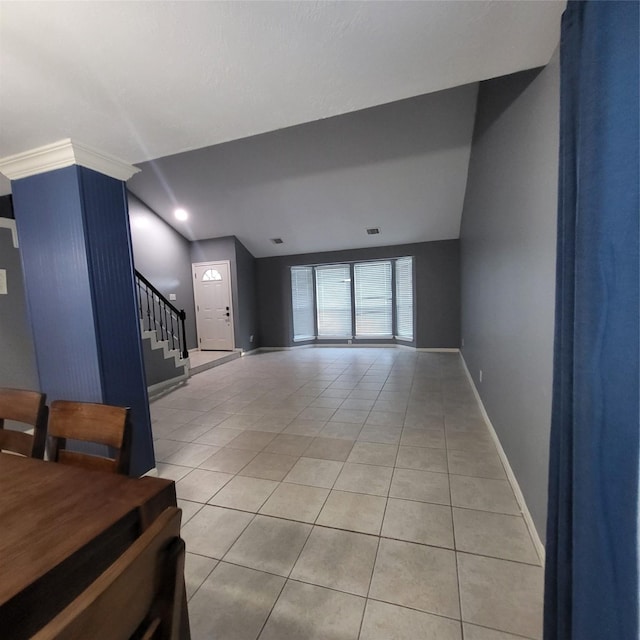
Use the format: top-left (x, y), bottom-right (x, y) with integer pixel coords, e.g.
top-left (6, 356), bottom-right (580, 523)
top-left (192, 260), bottom-right (235, 351)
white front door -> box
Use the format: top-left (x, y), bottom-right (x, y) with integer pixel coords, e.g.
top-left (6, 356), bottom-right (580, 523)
top-left (192, 261), bottom-right (235, 351)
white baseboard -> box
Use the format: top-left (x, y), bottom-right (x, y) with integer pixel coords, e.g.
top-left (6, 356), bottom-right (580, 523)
top-left (260, 344), bottom-right (461, 352)
top-left (459, 353), bottom-right (546, 566)
top-left (316, 343), bottom-right (397, 349)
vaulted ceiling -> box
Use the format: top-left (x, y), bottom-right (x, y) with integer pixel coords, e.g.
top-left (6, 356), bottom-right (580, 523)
top-left (0, 1), bottom-right (564, 256)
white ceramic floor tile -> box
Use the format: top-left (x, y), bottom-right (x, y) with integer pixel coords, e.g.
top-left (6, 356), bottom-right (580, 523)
top-left (457, 553), bottom-right (543, 639)
top-left (264, 434), bottom-right (314, 456)
top-left (194, 426), bottom-right (244, 446)
top-left (176, 468), bottom-right (233, 503)
top-left (149, 349), bottom-right (542, 640)
top-left (369, 538), bottom-right (460, 618)
top-left (331, 409), bottom-right (370, 424)
top-left (400, 428), bottom-right (446, 449)
top-left (153, 439), bottom-right (186, 462)
top-left (357, 426), bottom-right (402, 445)
top-left (389, 468), bottom-right (450, 505)
top-left (239, 451), bottom-right (300, 481)
top-left (462, 624), bottom-right (528, 640)
top-left (347, 442), bottom-right (398, 467)
top-left (259, 482), bottom-right (330, 523)
top-left (319, 422), bottom-right (363, 440)
top-left (360, 600), bottom-right (462, 640)
top-left (316, 490), bottom-right (387, 535)
top-left (284, 457), bottom-right (343, 488)
top-left (259, 580), bottom-right (365, 640)
top-left (291, 526), bottom-right (378, 596)
top-left (225, 514), bottom-right (312, 576)
top-left (199, 447), bottom-right (259, 474)
top-left (208, 475), bottom-right (279, 512)
top-left (156, 462), bottom-right (193, 482)
top-left (382, 498), bottom-right (454, 548)
top-left (189, 562), bottom-right (285, 640)
top-left (184, 552), bottom-right (217, 600)
top-left (449, 475), bottom-right (520, 515)
top-left (164, 443), bottom-right (221, 467)
top-left (453, 508), bottom-right (539, 564)
top-left (334, 463), bottom-right (393, 497)
top-left (302, 437), bottom-right (354, 461)
top-left (396, 445), bottom-right (448, 473)
top-left (181, 505), bottom-right (254, 559)
top-left (177, 499), bottom-right (204, 525)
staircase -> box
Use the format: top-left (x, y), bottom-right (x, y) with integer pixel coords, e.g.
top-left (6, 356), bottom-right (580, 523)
top-left (135, 271), bottom-right (190, 395)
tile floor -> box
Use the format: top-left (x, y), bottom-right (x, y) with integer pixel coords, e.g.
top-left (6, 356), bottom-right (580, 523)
top-left (150, 348), bottom-right (544, 640)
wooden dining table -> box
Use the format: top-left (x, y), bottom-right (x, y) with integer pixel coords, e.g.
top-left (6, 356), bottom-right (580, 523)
top-left (0, 452), bottom-right (190, 639)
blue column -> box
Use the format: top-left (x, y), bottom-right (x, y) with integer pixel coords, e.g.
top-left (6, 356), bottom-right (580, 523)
top-left (10, 163), bottom-right (155, 476)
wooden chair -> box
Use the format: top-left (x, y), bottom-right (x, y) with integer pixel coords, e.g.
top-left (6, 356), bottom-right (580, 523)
top-left (48, 400), bottom-right (131, 475)
top-left (32, 506), bottom-right (185, 640)
top-left (0, 387), bottom-right (48, 458)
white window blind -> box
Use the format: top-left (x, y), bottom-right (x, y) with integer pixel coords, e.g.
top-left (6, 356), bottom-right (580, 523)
top-left (315, 265), bottom-right (352, 337)
top-left (395, 257), bottom-right (414, 340)
top-left (354, 261), bottom-right (393, 337)
top-left (291, 267), bottom-right (315, 340)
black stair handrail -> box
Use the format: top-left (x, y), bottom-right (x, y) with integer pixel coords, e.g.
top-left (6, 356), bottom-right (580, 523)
top-left (135, 270), bottom-right (189, 360)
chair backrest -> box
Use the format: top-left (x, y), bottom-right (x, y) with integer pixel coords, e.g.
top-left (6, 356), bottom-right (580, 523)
top-left (32, 507), bottom-right (185, 640)
top-left (48, 400), bottom-right (131, 475)
top-left (0, 387), bottom-right (48, 458)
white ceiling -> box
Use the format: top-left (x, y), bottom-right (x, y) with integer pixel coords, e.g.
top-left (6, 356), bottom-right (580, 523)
top-left (0, 0), bottom-right (563, 253)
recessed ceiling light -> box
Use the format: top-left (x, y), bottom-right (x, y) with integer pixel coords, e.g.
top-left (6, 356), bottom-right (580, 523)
top-left (366, 227), bottom-right (380, 235)
top-left (271, 238), bottom-right (284, 245)
top-left (174, 208), bottom-right (188, 221)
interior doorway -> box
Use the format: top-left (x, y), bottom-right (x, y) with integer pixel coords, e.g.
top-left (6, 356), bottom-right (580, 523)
top-left (192, 261), bottom-right (235, 351)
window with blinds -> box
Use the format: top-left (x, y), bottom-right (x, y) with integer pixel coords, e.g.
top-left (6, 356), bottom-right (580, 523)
top-left (315, 265), bottom-right (352, 337)
top-left (290, 256), bottom-right (413, 343)
top-left (354, 261), bottom-right (393, 337)
top-left (291, 266), bottom-right (315, 341)
top-left (395, 256), bottom-right (414, 340)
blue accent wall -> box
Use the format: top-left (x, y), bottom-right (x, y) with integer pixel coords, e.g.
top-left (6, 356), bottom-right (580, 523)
top-left (12, 165), bottom-right (155, 475)
top-left (79, 167), bottom-right (155, 475)
top-left (12, 167), bottom-right (103, 402)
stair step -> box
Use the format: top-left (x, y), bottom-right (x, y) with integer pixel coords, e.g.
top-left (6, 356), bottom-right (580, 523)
top-left (189, 351), bottom-right (241, 376)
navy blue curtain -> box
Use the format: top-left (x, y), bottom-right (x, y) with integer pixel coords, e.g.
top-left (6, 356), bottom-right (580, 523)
top-left (544, 2), bottom-right (639, 640)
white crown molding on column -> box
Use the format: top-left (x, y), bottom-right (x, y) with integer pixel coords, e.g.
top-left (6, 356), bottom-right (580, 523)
top-left (0, 139), bottom-right (140, 182)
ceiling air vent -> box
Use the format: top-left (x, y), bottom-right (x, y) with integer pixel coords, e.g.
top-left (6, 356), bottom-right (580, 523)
top-left (366, 227), bottom-right (380, 235)
top-left (271, 238), bottom-right (284, 245)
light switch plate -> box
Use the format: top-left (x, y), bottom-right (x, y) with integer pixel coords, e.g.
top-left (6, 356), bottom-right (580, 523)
top-left (0, 269), bottom-right (7, 295)
top-left (169, 293), bottom-right (177, 301)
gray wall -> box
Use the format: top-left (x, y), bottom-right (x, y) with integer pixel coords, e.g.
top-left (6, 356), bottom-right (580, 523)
top-left (459, 50), bottom-right (559, 541)
top-left (128, 194), bottom-right (197, 350)
top-left (190, 236), bottom-right (259, 351)
top-left (256, 240), bottom-right (459, 349)
top-left (0, 207), bottom-right (39, 390)
top-left (234, 238), bottom-right (259, 352)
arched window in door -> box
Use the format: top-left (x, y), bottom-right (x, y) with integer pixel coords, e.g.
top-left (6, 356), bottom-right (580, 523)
top-left (202, 269), bottom-right (222, 281)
